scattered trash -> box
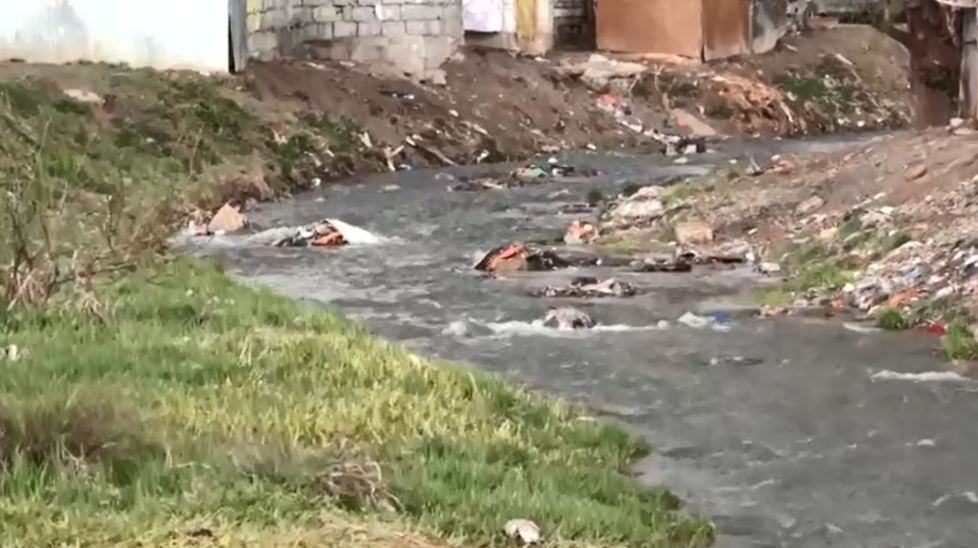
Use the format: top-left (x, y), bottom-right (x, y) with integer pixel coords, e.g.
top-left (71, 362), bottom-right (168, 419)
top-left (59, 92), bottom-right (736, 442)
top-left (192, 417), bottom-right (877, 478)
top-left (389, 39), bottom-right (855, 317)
top-left (512, 166), bottom-right (549, 185)
top-left (474, 243), bottom-right (570, 273)
top-left (631, 257), bottom-right (694, 273)
top-left (0, 344), bottom-right (20, 362)
top-left (63, 88), bottom-right (104, 105)
top-left (533, 277), bottom-right (637, 298)
top-left (272, 219), bottom-right (380, 247)
top-left (542, 307), bottom-right (595, 329)
top-left (504, 519), bottom-right (541, 545)
top-left (677, 311), bottom-right (730, 331)
top-left (564, 220), bottom-right (598, 244)
top-left (646, 128), bottom-right (707, 157)
top-left (452, 162), bottom-right (591, 192)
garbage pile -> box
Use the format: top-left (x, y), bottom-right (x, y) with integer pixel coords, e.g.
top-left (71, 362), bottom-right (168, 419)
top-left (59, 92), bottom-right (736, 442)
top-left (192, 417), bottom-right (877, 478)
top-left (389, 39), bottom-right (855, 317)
top-left (531, 277), bottom-right (637, 298)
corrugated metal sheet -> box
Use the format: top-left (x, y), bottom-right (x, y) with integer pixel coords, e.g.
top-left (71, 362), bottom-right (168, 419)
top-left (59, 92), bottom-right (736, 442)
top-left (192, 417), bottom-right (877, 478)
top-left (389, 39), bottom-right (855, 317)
top-left (0, 0), bottom-right (229, 73)
top-left (702, 0), bottom-right (750, 60)
top-left (596, 0), bottom-right (703, 57)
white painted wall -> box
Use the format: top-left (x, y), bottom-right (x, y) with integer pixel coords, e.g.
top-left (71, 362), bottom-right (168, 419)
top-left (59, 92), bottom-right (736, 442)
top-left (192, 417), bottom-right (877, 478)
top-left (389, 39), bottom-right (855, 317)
top-left (0, 0), bottom-right (228, 72)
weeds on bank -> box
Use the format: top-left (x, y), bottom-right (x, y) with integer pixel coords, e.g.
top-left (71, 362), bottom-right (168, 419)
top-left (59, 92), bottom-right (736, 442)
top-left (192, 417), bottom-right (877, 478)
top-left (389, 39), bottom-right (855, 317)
top-left (940, 320), bottom-right (978, 361)
top-left (0, 76), bottom-right (714, 547)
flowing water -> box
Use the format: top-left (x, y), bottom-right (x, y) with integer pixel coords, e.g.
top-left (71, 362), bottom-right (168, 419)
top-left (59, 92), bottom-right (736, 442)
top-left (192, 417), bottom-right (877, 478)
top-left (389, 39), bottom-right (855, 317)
top-left (186, 137), bottom-right (978, 548)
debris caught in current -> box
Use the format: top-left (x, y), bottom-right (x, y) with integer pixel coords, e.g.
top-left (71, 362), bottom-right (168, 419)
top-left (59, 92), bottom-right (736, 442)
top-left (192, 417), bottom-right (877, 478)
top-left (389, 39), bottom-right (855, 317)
top-left (541, 307), bottom-right (595, 329)
top-left (532, 277), bottom-right (637, 298)
top-left (271, 219), bottom-right (381, 248)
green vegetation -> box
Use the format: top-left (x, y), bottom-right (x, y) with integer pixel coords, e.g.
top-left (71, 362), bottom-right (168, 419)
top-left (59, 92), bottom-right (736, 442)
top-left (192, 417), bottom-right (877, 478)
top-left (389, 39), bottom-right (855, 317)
top-left (621, 181), bottom-right (643, 198)
top-left (782, 242), bottom-right (852, 292)
top-left (774, 56), bottom-right (883, 121)
top-left (0, 67), bottom-right (713, 547)
top-left (0, 262), bottom-right (713, 548)
top-left (940, 320), bottom-right (978, 361)
top-left (587, 188), bottom-right (605, 206)
top-left (877, 308), bottom-right (909, 331)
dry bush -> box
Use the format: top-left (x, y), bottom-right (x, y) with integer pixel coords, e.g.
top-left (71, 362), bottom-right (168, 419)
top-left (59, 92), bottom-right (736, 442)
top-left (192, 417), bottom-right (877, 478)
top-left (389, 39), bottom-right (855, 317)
top-left (0, 104), bottom-right (180, 316)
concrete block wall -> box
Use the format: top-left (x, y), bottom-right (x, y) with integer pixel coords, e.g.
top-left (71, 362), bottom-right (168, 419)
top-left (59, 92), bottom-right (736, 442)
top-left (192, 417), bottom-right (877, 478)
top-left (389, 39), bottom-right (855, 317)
top-left (246, 0), bottom-right (463, 77)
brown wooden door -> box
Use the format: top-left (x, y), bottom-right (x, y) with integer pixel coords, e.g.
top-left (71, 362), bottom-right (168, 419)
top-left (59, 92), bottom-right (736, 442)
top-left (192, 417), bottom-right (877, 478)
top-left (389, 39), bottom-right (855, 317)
top-left (701, 0), bottom-right (750, 60)
top-left (595, 0), bottom-right (703, 57)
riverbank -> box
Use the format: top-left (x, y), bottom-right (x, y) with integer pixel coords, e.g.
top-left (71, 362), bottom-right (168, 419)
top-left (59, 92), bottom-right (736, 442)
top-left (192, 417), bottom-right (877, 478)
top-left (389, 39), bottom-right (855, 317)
top-left (0, 59), bottom-right (713, 547)
top-left (595, 127), bottom-right (978, 372)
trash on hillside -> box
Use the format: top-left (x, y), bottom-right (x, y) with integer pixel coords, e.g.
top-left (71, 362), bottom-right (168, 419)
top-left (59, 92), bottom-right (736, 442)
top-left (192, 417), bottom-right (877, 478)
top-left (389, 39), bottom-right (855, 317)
top-left (504, 519), bottom-right (541, 545)
top-left (533, 277), bottom-right (637, 298)
top-left (542, 307), bottom-right (595, 329)
top-left (564, 219), bottom-right (598, 244)
top-left (272, 219), bottom-right (381, 248)
top-left (474, 243), bottom-right (571, 273)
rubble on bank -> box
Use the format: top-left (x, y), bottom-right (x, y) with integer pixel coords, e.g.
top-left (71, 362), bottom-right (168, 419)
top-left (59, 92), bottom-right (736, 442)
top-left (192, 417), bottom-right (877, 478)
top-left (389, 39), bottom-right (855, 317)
top-left (595, 128), bottom-right (978, 360)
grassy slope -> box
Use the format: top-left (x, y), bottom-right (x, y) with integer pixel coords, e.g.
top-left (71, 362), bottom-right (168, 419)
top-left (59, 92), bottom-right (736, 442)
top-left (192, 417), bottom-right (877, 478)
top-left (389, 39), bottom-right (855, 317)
top-left (0, 66), bottom-right (713, 548)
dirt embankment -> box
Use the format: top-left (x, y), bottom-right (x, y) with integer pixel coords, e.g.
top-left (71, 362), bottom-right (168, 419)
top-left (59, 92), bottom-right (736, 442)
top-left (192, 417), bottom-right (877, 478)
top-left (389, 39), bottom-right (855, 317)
top-left (0, 25), bottom-right (909, 216)
top-left (597, 125), bottom-right (978, 369)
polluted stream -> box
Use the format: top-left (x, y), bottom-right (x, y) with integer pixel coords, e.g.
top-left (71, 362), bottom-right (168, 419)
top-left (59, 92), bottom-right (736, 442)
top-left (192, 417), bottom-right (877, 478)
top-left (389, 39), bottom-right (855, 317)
top-left (185, 138), bottom-right (978, 548)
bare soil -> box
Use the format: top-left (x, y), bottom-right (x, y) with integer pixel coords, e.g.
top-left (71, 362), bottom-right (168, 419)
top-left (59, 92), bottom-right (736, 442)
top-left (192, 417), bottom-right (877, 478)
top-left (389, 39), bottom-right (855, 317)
top-left (632, 25), bottom-right (912, 136)
top-left (0, 25), bottom-right (911, 210)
